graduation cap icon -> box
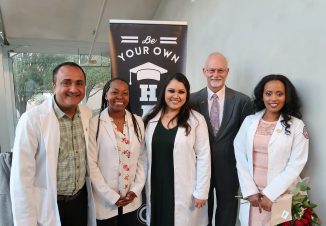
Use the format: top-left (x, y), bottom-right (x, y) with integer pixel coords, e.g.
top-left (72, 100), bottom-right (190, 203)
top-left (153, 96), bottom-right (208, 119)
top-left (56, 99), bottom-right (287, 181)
top-left (129, 62), bottom-right (168, 85)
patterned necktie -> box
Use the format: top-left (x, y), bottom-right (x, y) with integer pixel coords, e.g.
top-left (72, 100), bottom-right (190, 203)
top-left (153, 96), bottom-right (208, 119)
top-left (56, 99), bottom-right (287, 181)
top-left (210, 94), bottom-right (220, 136)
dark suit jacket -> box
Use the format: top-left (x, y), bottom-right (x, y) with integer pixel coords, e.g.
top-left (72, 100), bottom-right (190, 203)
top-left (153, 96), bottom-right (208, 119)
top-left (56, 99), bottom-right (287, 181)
top-left (190, 87), bottom-right (253, 194)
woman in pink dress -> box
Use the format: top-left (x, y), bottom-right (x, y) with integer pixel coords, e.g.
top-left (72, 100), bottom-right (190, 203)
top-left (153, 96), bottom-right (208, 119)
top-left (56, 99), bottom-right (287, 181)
top-left (234, 74), bottom-right (309, 226)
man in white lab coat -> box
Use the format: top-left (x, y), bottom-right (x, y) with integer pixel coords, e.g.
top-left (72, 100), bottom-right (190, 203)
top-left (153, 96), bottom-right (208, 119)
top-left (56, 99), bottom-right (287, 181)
top-left (10, 62), bottom-right (96, 226)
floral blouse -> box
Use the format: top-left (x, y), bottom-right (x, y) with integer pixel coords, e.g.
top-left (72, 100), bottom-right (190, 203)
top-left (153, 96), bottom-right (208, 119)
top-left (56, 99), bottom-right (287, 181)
top-left (110, 115), bottom-right (131, 197)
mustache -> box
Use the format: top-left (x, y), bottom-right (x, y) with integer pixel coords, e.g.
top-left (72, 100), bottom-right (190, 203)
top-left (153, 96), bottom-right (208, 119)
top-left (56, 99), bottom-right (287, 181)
top-left (66, 92), bottom-right (81, 96)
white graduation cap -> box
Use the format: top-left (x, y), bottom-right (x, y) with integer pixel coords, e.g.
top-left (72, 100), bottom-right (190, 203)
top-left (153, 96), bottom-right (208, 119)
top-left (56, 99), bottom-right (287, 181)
top-left (129, 62), bottom-right (168, 85)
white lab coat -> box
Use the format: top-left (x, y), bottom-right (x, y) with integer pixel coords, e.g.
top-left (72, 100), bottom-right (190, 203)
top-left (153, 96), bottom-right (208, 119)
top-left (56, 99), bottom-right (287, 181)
top-left (145, 110), bottom-right (211, 226)
top-left (10, 97), bottom-right (96, 226)
top-left (234, 110), bottom-right (309, 226)
top-left (87, 108), bottom-right (146, 220)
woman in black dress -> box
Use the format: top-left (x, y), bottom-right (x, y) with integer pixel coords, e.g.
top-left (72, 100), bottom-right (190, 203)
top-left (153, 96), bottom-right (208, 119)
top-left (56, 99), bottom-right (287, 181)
top-left (144, 73), bottom-right (211, 226)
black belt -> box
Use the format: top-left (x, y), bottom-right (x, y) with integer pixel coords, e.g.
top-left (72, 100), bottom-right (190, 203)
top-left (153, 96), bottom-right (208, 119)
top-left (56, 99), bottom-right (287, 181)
top-left (57, 185), bottom-right (85, 202)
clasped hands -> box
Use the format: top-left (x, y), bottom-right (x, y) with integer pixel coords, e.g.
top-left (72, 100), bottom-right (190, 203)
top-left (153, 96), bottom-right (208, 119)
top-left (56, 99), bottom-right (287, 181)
top-left (116, 192), bottom-right (207, 208)
top-left (247, 193), bottom-right (272, 213)
top-left (115, 191), bottom-right (137, 207)
top-left (194, 197), bottom-right (207, 208)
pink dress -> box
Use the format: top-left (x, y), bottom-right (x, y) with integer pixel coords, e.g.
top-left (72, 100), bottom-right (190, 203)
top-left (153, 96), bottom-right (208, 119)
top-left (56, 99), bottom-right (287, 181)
top-left (249, 119), bottom-right (277, 226)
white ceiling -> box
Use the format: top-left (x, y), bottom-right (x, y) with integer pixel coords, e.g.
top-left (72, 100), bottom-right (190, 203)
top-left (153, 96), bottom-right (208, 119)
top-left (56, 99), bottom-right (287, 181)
top-left (0, 0), bottom-right (162, 55)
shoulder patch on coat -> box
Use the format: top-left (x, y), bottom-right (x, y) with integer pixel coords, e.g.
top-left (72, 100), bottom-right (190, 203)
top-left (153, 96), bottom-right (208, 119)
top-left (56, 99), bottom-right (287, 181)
top-left (303, 126), bottom-right (309, 139)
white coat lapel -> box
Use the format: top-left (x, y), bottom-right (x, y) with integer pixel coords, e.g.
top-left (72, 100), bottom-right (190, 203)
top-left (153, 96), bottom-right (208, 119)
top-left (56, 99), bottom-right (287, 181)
top-left (39, 98), bottom-right (60, 185)
top-left (40, 112), bottom-right (60, 160)
top-left (247, 117), bottom-right (260, 172)
top-left (248, 111), bottom-right (265, 146)
top-left (79, 105), bottom-right (90, 143)
top-left (246, 110), bottom-right (265, 173)
top-left (100, 110), bottom-right (118, 147)
top-left (146, 112), bottom-right (161, 165)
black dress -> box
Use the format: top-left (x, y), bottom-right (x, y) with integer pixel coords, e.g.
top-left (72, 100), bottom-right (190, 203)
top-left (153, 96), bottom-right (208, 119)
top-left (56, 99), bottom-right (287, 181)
top-left (150, 120), bottom-right (178, 226)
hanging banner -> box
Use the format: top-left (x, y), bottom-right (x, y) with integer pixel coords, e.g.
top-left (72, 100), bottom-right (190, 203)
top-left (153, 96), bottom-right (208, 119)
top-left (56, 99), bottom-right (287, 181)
top-left (109, 19), bottom-right (188, 117)
top-left (109, 20), bottom-right (187, 225)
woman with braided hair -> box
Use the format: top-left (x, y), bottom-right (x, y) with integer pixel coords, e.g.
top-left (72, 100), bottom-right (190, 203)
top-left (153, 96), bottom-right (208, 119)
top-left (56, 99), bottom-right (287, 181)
top-left (88, 78), bottom-right (146, 226)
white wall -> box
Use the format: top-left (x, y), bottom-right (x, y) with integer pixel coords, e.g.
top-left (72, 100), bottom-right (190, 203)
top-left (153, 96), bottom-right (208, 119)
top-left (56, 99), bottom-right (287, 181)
top-left (154, 0), bottom-right (325, 222)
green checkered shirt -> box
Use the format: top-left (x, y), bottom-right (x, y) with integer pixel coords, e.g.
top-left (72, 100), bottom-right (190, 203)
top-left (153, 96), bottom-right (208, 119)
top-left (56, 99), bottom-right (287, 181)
top-left (53, 97), bottom-right (86, 195)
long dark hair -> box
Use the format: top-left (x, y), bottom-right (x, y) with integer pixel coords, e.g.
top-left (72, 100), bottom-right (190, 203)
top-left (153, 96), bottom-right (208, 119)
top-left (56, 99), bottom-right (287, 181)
top-left (96, 77), bottom-right (142, 142)
top-left (253, 74), bottom-right (302, 134)
top-left (143, 73), bottom-right (192, 135)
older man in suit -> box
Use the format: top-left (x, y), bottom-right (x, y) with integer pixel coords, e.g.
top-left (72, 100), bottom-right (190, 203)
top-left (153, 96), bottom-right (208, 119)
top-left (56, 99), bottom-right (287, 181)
top-left (190, 52), bottom-right (252, 226)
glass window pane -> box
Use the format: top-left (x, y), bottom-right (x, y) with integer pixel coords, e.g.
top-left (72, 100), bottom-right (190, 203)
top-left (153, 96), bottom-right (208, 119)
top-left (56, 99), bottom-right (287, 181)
top-left (12, 52), bottom-right (110, 120)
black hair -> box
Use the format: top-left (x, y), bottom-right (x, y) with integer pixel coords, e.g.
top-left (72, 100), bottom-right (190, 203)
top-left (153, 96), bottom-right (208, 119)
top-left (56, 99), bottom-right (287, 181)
top-left (96, 77), bottom-right (142, 142)
top-left (253, 74), bottom-right (302, 135)
top-left (143, 73), bottom-right (192, 135)
top-left (52, 62), bottom-right (86, 83)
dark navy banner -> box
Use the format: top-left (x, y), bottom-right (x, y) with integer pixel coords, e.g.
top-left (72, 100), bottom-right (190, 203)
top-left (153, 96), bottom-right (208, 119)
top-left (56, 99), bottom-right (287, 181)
top-left (109, 20), bottom-right (187, 225)
top-left (109, 20), bottom-right (187, 117)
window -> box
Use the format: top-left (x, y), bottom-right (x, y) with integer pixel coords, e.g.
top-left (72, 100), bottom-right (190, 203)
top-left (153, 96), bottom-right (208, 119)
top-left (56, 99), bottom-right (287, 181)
top-left (11, 52), bottom-right (110, 119)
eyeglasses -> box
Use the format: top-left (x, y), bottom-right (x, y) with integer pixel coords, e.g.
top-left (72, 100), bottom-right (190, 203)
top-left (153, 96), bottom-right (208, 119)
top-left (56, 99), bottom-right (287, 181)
top-left (205, 68), bottom-right (228, 74)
